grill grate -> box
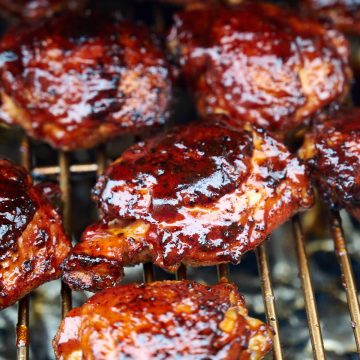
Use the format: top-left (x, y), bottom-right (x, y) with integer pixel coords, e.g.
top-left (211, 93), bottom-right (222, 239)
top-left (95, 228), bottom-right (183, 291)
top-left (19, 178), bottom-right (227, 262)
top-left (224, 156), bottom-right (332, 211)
top-left (13, 135), bottom-right (360, 359)
top-left (330, 211), bottom-right (360, 350)
top-left (292, 216), bottom-right (325, 359)
top-left (256, 244), bottom-right (284, 359)
top-left (16, 136), bottom-right (31, 360)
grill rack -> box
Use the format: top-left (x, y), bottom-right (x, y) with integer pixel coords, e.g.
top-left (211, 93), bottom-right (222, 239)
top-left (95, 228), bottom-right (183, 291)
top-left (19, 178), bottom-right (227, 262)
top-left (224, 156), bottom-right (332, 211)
top-left (13, 135), bottom-right (360, 360)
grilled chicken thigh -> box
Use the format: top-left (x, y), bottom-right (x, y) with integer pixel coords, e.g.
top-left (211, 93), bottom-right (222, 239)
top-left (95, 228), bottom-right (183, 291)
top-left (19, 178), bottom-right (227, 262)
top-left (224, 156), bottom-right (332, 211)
top-left (0, 13), bottom-right (171, 150)
top-left (0, 159), bottom-right (70, 309)
top-left (62, 122), bottom-right (313, 291)
top-left (167, 2), bottom-right (351, 135)
top-left (302, 0), bottom-right (360, 35)
top-left (0, 0), bottom-right (86, 21)
top-left (300, 108), bottom-right (360, 221)
top-left (53, 280), bottom-right (273, 360)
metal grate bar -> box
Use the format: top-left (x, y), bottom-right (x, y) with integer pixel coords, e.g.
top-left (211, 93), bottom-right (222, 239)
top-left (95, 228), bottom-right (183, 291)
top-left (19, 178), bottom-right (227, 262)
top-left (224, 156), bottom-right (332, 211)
top-left (96, 145), bottom-right (107, 176)
top-left (217, 264), bottom-right (229, 282)
top-left (60, 282), bottom-right (72, 319)
top-left (143, 263), bottom-right (155, 283)
top-left (176, 264), bottom-right (187, 280)
top-left (256, 243), bottom-right (284, 360)
top-left (17, 136), bottom-right (31, 360)
top-left (59, 152), bottom-right (72, 317)
top-left (330, 211), bottom-right (360, 353)
top-left (58, 153), bottom-right (71, 240)
top-left (16, 296), bottom-right (29, 360)
top-left (32, 163), bottom-right (99, 177)
top-left (292, 215), bottom-right (325, 359)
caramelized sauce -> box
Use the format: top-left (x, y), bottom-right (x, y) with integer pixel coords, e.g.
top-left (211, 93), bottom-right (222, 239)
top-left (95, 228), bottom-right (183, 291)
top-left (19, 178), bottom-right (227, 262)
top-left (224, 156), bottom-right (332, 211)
top-left (304, 108), bottom-right (360, 218)
top-left (97, 122), bottom-right (253, 223)
top-left (168, 2), bottom-right (351, 134)
top-left (0, 13), bottom-right (171, 149)
top-left (0, 159), bottom-right (71, 309)
top-left (54, 281), bottom-right (273, 359)
top-left (0, 160), bottom-right (36, 255)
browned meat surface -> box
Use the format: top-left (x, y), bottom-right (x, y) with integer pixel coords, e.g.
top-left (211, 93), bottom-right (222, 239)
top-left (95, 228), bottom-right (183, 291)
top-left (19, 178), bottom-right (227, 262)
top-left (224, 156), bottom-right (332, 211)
top-left (61, 122), bottom-right (313, 291)
top-left (0, 13), bottom-right (171, 150)
top-left (167, 2), bottom-right (351, 135)
top-left (302, 0), bottom-right (360, 35)
top-left (300, 108), bottom-right (360, 221)
top-left (0, 0), bottom-right (86, 21)
top-left (0, 159), bottom-right (71, 309)
top-left (53, 280), bottom-right (273, 360)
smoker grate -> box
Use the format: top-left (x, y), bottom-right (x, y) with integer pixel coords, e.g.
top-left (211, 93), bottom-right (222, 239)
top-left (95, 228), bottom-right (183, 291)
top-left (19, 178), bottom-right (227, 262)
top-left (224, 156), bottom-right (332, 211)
top-left (13, 134), bottom-right (360, 360)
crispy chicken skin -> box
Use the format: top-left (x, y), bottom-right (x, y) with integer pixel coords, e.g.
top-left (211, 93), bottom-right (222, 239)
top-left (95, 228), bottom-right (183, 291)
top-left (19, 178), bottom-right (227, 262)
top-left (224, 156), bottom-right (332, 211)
top-left (302, 0), bottom-right (360, 35)
top-left (0, 159), bottom-right (71, 309)
top-left (0, 13), bottom-right (171, 150)
top-left (167, 2), bottom-right (351, 135)
top-left (0, 0), bottom-right (86, 21)
top-left (61, 122), bottom-right (313, 291)
top-left (53, 281), bottom-right (273, 360)
top-left (300, 108), bottom-right (360, 221)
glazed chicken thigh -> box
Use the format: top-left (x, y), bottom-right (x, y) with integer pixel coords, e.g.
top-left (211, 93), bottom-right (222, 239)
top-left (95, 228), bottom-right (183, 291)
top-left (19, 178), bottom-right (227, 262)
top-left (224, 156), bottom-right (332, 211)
top-left (167, 2), bottom-right (351, 135)
top-left (0, 159), bottom-right (70, 309)
top-left (62, 122), bottom-right (313, 291)
top-left (300, 108), bottom-right (360, 221)
top-left (0, 13), bottom-right (171, 150)
top-left (53, 281), bottom-right (273, 360)
top-left (302, 0), bottom-right (360, 35)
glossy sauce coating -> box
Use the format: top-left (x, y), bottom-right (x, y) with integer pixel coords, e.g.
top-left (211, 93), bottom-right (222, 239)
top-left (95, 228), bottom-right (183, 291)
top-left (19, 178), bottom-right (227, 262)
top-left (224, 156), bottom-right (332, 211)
top-left (0, 159), bottom-right (71, 309)
top-left (167, 2), bottom-right (351, 135)
top-left (0, 161), bottom-right (36, 254)
top-left (61, 122), bottom-right (313, 291)
top-left (302, 0), bottom-right (360, 35)
top-left (0, 0), bottom-right (86, 21)
top-left (53, 281), bottom-right (273, 360)
top-left (0, 13), bottom-right (171, 150)
top-left (95, 123), bottom-right (253, 221)
top-left (300, 108), bottom-right (360, 220)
